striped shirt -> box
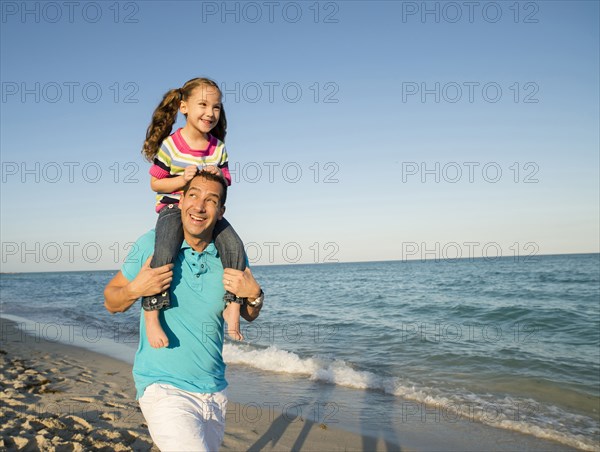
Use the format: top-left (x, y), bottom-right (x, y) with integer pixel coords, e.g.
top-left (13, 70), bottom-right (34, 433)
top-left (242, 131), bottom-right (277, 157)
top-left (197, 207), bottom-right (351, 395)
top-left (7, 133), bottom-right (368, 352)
top-left (149, 128), bottom-right (232, 212)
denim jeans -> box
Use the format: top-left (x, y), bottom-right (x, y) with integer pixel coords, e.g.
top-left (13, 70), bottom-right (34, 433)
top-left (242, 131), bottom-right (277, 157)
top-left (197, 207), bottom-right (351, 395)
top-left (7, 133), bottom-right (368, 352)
top-left (142, 205), bottom-right (183, 311)
top-left (150, 204), bottom-right (185, 270)
top-left (213, 218), bottom-right (247, 273)
top-left (214, 217), bottom-right (247, 304)
top-left (142, 204), bottom-right (247, 310)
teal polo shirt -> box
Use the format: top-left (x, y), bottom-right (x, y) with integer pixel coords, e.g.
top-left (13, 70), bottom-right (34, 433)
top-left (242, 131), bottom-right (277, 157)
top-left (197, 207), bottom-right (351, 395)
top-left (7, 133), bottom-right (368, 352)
top-left (121, 230), bottom-right (228, 399)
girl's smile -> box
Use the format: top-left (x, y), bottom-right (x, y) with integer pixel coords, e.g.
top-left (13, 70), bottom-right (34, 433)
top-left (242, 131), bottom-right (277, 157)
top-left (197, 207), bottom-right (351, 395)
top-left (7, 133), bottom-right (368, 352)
top-left (180, 86), bottom-right (222, 139)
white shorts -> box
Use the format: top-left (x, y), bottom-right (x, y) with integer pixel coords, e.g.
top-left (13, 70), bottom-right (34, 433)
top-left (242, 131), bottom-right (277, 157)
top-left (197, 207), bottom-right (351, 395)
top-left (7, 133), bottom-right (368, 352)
top-left (139, 383), bottom-right (227, 452)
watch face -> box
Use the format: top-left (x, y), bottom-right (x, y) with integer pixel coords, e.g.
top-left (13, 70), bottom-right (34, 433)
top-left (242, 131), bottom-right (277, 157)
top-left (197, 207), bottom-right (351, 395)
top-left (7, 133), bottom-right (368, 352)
top-left (249, 291), bottom-right (263, 306)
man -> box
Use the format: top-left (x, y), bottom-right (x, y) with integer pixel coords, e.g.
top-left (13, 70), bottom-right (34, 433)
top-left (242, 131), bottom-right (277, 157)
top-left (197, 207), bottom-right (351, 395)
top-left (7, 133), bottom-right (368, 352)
top-left (104, 171), bottom-right (263, 451)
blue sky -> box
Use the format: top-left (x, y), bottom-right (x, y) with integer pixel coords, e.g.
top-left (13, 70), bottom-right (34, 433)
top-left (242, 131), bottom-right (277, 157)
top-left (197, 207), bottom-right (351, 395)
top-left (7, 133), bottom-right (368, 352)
top-left (1, 1), bottom-right (598, 271)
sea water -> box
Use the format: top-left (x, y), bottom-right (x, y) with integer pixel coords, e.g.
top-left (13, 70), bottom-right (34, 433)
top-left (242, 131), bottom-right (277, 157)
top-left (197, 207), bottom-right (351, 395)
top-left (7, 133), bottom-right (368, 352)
top-left (1, 253), bottom-right (598, 450)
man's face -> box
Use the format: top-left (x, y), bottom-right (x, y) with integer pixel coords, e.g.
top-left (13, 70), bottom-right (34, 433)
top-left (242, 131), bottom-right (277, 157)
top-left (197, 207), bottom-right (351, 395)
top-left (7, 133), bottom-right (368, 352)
top-left (179, 176), bottom-right (225, 240)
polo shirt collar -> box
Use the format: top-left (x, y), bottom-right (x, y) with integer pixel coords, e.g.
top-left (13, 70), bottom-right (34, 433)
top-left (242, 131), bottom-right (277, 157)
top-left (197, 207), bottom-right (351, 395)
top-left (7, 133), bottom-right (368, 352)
top-left (180, 240), bottom-right (218, 257)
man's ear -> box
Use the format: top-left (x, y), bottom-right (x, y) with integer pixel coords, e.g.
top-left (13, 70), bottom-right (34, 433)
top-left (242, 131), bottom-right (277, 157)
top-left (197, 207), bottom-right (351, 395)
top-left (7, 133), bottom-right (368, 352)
top-left (218, 205), bottom-right (225, 220)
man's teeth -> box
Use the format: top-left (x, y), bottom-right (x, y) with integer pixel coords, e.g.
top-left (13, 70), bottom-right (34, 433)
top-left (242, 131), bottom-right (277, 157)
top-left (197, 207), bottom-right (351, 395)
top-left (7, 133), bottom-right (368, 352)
top-left (191, 214), bottom-right (204, 221)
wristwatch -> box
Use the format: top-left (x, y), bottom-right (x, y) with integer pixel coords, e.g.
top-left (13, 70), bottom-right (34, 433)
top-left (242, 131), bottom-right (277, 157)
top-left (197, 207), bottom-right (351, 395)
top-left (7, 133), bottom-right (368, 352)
top-left (246, 289), bottom-right (264, 307)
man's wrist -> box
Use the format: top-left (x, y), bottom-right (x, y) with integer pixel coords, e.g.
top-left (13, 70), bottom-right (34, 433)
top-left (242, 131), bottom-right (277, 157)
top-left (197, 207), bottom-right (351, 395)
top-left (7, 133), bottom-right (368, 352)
top-left (124, 282), bottom-right (141, 301)
top-left (246, 288), bottom-right (264, 307)
top-left (247, 287), bottom-right (262, 301)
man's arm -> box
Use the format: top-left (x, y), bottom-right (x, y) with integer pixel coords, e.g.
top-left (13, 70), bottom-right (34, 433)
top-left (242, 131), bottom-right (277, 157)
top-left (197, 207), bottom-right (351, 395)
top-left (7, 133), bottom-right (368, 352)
top-left (104, 257), bottom-right (173, 313)
top-left (104, 271), bottom-right (142, 313)
top-left (240, 300), bottom-right (262, 322)
top-left (223, 267), bottom-right (263, 322)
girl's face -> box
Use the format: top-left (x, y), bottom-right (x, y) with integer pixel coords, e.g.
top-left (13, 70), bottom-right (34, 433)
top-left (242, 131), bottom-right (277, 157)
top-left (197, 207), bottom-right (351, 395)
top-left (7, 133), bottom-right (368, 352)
top-left (180, 85), bottom-right (222, 137)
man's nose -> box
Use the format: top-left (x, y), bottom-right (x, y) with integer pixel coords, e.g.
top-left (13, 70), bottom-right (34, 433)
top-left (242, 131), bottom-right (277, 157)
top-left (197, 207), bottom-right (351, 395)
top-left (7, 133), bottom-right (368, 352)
top-left (194, 198), bottom-right (207, 211)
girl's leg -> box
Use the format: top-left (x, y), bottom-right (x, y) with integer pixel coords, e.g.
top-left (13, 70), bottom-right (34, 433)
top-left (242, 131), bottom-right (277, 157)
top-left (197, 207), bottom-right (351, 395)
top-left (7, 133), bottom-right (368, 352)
top-left (223, 302), bottom-right (243, 341)
top-left (142, 204), bottom-right (183, 348)
top-left (144, 310), bottom-right (169, 348)
top-left (213, 218), bottom-right (247, 304)
top-left (142, 204), bottom-right (184, 310)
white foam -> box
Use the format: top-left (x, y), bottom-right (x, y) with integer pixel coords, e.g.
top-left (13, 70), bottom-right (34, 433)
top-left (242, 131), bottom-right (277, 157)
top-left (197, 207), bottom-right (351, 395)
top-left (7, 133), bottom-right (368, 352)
top-left (224, 343), bottom-right (396, 391)
top-left (224, 343), bottom-right (600, 452)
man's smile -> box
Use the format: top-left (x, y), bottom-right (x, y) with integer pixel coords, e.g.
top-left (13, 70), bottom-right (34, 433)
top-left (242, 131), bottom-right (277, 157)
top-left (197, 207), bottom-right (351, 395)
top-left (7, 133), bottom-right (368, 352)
top-left (189, 213), bottom-right (206, 224)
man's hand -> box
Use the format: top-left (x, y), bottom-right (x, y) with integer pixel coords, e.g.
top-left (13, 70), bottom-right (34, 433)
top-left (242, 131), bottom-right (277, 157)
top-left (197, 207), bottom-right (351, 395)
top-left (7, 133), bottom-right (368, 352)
top-left (104, 257), bottom-right (173, 314)
top-left (223, 267), bottom-right (261, 300)
top-left (223, 267), bottom-right (263, 322)
top-left (129, 257), bottom-right (174, 298)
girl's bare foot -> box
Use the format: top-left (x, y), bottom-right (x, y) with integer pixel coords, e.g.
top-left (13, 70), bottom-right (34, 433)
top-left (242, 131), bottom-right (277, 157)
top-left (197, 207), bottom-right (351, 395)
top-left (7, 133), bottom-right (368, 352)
top-left (226, 322), bottom-right (244, 341)
top-left (144, 310), bottom-right (169, 348)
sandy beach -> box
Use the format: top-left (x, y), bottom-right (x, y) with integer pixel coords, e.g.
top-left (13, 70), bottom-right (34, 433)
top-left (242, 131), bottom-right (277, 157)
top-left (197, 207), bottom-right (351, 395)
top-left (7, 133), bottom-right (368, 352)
top-left (0, 317), bottom-right (384, 451)
top-left (1, 316), bottom-right (583, 451)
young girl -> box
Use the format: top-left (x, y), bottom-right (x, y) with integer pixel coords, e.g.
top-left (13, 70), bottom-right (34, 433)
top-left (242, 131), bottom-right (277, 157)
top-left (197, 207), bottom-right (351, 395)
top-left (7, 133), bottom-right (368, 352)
top-left (141, 77), bottom-right (246, 347)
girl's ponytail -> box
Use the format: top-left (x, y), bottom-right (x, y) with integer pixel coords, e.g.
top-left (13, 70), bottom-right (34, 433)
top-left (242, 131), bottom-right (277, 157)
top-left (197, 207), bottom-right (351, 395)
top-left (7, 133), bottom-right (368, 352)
top-left (142, 89), bottom-right (182, 161)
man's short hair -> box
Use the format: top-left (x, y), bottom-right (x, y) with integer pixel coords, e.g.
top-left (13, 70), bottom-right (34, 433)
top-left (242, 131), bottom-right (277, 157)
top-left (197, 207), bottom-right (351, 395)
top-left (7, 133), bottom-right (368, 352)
top-left (182, 170), bottom-right (228, 206)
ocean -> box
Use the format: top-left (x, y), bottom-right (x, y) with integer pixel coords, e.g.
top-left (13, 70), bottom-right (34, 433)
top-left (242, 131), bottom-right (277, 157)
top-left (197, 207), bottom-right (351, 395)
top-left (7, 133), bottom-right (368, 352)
top-left (1, 253), bottom-right (599, 451)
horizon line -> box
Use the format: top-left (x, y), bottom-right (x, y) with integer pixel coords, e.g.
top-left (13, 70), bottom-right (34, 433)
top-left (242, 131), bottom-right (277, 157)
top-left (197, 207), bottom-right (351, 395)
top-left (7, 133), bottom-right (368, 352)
top-left (1, 251), bottom-right (598, 275)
